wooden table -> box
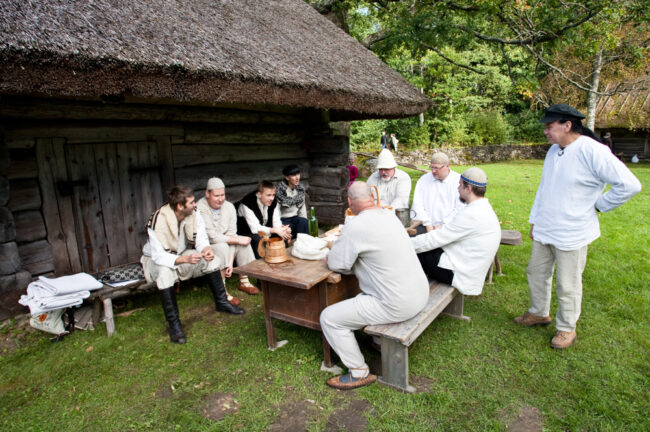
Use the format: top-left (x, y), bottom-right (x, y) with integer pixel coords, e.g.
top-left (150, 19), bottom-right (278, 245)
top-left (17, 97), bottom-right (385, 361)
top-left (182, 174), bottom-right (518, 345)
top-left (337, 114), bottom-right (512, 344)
top-left (233, 257), bottom-right (359, 367)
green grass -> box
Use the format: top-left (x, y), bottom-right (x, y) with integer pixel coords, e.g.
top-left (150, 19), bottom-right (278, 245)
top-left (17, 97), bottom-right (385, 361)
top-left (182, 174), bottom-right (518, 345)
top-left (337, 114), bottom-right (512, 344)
top-left (1, 160), bottom-right (648, 431)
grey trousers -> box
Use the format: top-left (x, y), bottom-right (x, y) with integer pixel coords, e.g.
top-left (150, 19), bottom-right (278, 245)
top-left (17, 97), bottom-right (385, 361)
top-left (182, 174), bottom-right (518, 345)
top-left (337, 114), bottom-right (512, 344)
top-left (141, 249), bottom-right (221, 289)
top-left (526, 240), bottom-right (588, 332)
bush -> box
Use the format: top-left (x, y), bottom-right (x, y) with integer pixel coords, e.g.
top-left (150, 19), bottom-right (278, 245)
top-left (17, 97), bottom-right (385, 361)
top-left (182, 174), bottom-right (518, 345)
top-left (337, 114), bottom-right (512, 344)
top-left (350, 119), bottom-right (386, 151)
top-left (467, 111), bottom-right (512, 145)
top-left (506, 109), bottom-right (546, 143)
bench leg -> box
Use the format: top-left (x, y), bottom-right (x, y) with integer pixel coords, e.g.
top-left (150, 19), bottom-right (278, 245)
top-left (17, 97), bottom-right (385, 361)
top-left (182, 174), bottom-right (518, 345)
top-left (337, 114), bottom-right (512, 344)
top-left (494, 253), bottom-right (503, 276)
top-left (103, 298), bottom-right (115, 337)
top-left (377, 338), bottom-right (415, 393)
top-left (442, 293), bottom-right (471, 322)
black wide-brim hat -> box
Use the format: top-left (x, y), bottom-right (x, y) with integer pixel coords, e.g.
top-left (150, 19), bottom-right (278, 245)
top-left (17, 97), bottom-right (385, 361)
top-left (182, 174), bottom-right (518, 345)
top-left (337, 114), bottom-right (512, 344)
top-left (539, 103), bottom-right (586, 123)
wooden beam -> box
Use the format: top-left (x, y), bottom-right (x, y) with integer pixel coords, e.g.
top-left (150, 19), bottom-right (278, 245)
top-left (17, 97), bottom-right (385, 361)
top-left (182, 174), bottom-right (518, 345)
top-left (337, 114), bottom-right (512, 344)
top-left (172, 143), bottom-right (308, 168)
top-left (7, 179), bottom-right (41, 212)
top-left (13, 210), bottom-right (46, 243)
top-left (18, 239), bottom-right (55, 276)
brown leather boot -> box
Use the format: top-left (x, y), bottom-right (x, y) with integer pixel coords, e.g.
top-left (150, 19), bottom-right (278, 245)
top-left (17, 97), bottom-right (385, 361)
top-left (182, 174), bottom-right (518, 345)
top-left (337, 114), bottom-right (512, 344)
top-left (514, 311), bottom-right (552, 327)
top-left (551, 330), bottom-right (577, 349)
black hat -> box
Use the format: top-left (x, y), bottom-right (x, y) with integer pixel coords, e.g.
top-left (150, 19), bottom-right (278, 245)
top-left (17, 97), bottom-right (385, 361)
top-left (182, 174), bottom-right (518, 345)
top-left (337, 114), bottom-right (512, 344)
top-left (282, 164), bottom-right (300, 176)
top-left (539, 104), bottom-right (586, 123)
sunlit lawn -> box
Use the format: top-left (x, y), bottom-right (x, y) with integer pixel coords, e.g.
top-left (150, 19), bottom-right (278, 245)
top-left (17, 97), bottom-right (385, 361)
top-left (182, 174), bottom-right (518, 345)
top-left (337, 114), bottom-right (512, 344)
top-left (1, 160), bottom-right (647, 431)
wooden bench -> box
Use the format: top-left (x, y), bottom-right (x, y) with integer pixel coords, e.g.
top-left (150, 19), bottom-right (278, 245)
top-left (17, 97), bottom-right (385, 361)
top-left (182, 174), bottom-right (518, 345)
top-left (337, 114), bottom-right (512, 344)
top-left (87, 274), bottom-right (156, 337)
top-left (487, 229), bottom-right (522, 283)
top-left (364, 280), bottom-right (469, 393)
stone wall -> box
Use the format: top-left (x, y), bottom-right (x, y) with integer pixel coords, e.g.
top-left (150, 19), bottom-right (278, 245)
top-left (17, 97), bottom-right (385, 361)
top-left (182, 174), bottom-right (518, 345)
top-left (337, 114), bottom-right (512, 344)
top-left (397, 144), bottom-right (551, 167)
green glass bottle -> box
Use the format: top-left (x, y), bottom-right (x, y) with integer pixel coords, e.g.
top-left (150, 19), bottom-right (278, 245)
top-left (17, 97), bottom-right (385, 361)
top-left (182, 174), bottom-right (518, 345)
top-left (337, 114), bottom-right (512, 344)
top-left (309, 206), bottom-right (319, 237)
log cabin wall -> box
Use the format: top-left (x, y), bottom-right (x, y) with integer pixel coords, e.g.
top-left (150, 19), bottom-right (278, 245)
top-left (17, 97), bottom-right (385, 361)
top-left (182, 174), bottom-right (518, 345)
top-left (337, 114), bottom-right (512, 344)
top-left (0, 97), bottom-right (349, 318)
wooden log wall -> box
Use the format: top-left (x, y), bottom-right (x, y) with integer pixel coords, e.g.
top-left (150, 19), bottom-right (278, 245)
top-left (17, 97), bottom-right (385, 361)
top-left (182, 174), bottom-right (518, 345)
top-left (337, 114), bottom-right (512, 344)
top-left (0, 97), bottom-right (351, 299)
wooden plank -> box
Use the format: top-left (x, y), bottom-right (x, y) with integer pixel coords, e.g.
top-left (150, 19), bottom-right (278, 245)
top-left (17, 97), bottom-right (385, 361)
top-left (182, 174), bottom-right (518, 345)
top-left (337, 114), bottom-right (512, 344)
top-left (175, 159), bottom-right (310, 191)
top-left (36, 138), bottom-right (82, 275)
top-left (5, 123), bottom-right (183, 148)
top-left (65, 144), bottom-right (110, 272)
top-left (308, 152), bottom-right (348, 167)
top-left (13, 210), bottom-right (46, 243)
top-left (0, 97), bottom-right (305, 125)
top-left (0, 242), bottom-right (21, 275)
top-left (7, 179), bottom-right (41, 212)
top-left (6, 149), bottom-right (38, 180)
top-left (155, 136), bottom-right (175, 195)
top-left (183, 124), bottom-right (306, 145)
top-left (116, 142), bottom-right (150, 262)
top-left (233, 257), bottom-right (333, 290)
top-left (309, 167), bottom-right (347, 188)
top-left (0, 207), bottom-right (16, 243)
top-left (378, 338), bottom-right (415, 393)
top-left (93, 143), bottom-right (129, 267)
top-left (305, 135), bottom-right (350, 154)
top-left (309, 202), bottom-right (346, 225)
top-left (172, 143), bottom-right (308, 168)
top-left (308, 186), bottom-right (347, 203)
top-left (0, 176), bottom-right (9, 206)
top-left (364, 282), bottom-right (457, 346)
top-left (138, 141), bottom-right (165, 253)
top-left (18, 239), bottom-right (55, 275)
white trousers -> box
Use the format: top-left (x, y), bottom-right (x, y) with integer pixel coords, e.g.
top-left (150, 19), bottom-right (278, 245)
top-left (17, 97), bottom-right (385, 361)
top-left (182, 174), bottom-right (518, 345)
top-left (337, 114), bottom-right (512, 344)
top-left (320, 293), bottom-right (420, 378)
top-left (526, 240), bottom-right (588, 332)
top-left (211, 243), bottom-right (255, 271)
top-left (141, 249), bottom-right (221, 290)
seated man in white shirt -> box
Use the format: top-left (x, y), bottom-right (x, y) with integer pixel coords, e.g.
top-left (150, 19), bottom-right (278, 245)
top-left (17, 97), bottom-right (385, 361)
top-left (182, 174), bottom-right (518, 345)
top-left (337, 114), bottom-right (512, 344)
top-left (141, 186), bottom-right (244, 344)
top-left (321, 182), bottom-right (429, 390)
top-left (410, 152), bottom-right (464, 234)
top-left (366, 149), bottom-right (411, 209)
top-left (275, 164), bottom-right (308, 239)
top-left (411, 168), bottom-right (501, 296)
top-left (236, 180), bottom-right (292, 258)
top-left (197, 177), bottom-right (259, 298)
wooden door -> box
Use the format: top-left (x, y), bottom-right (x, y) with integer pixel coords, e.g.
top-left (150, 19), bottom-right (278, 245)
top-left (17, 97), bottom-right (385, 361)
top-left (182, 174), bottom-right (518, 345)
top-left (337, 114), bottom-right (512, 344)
top-left (62, 141), bottom-right (164, 273)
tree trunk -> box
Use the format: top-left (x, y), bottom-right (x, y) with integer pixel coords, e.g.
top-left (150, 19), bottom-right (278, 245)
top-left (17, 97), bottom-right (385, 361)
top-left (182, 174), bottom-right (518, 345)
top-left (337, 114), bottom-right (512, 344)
top-left (586, 47), bottom-right (603, 131)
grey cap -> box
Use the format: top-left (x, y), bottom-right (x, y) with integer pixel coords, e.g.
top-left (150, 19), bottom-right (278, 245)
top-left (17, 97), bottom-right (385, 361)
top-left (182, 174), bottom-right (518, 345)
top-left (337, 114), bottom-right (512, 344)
top-left (461, 167), bottom-right (487, 187)
top-left (206, 177), bottom-right (225, 190)
top-left (539, 104), bottom-right (586, 123)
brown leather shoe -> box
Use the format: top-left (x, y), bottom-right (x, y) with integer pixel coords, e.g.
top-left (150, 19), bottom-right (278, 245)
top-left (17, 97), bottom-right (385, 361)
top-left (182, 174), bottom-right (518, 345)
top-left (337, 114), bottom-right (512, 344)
top-left (327, 373), bottom-right (377, 390)
top-left (551, 330), bottom-right (577, 349)
top-left (238, 280), bottom-right (260, 295)
top-left (514, 311), bottom-right (552, 327)
top-left (227, 294), bottom-right (241, 307)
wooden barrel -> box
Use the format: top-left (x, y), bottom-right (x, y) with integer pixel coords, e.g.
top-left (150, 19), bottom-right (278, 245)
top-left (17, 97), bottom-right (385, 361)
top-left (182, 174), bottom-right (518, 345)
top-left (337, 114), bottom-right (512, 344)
top-left (258, 236), bottom-right (289, 263)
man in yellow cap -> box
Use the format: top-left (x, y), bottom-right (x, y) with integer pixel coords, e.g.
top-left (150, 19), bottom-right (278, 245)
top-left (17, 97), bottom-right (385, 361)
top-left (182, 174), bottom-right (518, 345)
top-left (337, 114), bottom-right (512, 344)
top-left (411, 167), bottom-right (500, 296)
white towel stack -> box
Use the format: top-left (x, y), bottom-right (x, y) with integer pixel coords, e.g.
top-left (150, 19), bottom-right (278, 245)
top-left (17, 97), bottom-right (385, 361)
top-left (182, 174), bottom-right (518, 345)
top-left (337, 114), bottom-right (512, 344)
top-left (19, 273), bottom-right (103, 315)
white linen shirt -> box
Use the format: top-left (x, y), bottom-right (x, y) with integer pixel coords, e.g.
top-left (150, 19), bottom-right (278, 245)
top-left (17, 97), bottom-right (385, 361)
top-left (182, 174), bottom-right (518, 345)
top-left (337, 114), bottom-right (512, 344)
top-left (328, 208), bottom-right (429, 316)
top-left (529, 135), bottom-right (641, 250)
top-left (411, 198), bottom-right (501, 295)
top-left (410, 170), bottom-right (464, 226)
top-left (197, 198), bottom-right (237, 244)
top-left (142, 212), bottom-right (211, 269)
top-left (237, 198), bottom-right (283, 235)
top-left (366, 168), bottom-right (412, 209)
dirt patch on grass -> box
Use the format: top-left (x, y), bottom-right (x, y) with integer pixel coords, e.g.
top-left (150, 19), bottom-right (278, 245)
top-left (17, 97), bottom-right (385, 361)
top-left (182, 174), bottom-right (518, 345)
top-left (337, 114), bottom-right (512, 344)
top-left (268, 399), bottom-right (318, 432)
top-left (153, 383), bottom-right (174, 399)
top-left (200, 392), bottom-right (240, 422)
top-left (326, 397), bottom-right (375, 432)
top-left (505, 405), bottom-right (543, 432)
top-left (0, 315), bottom-right (34, 355)
top-left (181, 304), bottom-right (214, 330)
top-left (409, 375), bottom-right (434, 393)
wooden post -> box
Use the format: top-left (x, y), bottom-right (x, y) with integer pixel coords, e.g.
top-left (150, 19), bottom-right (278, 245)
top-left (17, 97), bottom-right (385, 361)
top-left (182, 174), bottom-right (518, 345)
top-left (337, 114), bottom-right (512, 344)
top-left (378, 338), bottom-right (415, 393)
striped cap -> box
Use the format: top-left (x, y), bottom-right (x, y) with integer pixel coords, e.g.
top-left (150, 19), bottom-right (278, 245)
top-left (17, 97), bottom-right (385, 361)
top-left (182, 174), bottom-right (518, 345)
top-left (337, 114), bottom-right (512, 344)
top-left (461, 167), bottom-right (487, 187)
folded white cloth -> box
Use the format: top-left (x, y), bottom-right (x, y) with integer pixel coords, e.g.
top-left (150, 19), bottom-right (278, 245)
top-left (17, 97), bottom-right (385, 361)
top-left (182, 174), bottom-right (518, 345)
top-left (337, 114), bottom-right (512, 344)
top-left (18, 272), bottom-right (100, 315)
top-left (38, 273), bottom-right (102, 295)
top-left (291, 233), bottom-right (329, 260)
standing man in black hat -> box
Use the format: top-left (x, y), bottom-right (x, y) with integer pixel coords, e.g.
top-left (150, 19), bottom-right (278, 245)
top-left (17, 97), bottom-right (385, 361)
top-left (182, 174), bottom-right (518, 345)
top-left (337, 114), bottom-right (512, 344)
top-left (514, 104), bottom-right (641, 349)
top-left (275, 164), bottom-right (309, 239)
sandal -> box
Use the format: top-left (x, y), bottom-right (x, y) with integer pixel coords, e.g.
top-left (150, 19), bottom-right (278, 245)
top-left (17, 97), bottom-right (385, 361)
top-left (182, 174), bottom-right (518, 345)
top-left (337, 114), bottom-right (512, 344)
top-left (238, 278), bottom-right (260, 295)
top-left (327, 372), bottom-right (377, 390)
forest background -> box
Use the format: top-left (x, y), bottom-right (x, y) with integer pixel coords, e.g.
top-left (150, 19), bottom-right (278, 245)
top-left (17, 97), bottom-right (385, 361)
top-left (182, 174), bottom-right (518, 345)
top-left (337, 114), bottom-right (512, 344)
top-left (307, 0), bottom-right (649, 151)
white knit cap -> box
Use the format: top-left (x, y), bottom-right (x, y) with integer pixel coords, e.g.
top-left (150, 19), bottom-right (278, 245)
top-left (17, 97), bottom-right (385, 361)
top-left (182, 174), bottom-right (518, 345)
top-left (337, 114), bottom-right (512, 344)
top-left (206, 177), bottom-right (225, 190)
top-left (376, 149), bottom-right (397, 169)
top-left (460, 167), bottom-right (488, 187)
top-left (430, 152), bottom-right (450, 165)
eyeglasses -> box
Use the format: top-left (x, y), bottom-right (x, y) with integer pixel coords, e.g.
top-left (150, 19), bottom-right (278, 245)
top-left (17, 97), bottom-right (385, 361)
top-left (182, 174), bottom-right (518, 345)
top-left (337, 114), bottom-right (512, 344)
top-left (429, 165), bottom-right (446, 171)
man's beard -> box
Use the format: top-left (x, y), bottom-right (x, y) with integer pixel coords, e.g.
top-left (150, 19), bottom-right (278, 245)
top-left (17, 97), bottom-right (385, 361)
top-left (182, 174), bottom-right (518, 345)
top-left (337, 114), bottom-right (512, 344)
top-left (459, 197), bottom-right (466, 204)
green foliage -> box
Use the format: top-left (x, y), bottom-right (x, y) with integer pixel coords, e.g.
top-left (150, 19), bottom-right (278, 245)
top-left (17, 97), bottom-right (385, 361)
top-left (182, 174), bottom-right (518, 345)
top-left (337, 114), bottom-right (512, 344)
top-left (467, 111), bottom-right (512, 145)
top-left (1, 161), bottom-right (648, 431)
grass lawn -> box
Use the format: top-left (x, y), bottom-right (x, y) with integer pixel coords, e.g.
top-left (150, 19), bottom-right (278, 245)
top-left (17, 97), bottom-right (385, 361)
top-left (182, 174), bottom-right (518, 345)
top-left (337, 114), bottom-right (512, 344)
top-left (1, 160), bottom-right (647, 431)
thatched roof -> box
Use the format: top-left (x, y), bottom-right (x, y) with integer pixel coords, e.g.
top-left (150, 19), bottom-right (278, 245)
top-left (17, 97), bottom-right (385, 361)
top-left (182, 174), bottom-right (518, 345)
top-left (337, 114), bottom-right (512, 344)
top-left (0, 0), bottom-right (430, 120)
top-left (595, 81), bottom-right (649, 130)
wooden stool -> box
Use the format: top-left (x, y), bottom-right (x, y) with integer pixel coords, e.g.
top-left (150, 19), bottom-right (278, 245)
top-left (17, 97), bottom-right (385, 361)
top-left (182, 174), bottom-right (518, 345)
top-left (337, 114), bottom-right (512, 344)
top-left (487, 230), bottom-right (522, 283)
